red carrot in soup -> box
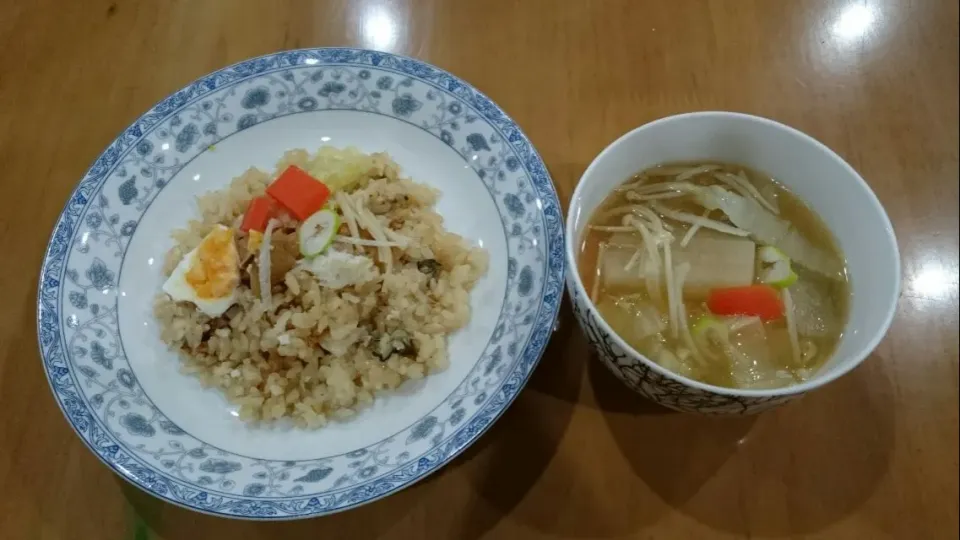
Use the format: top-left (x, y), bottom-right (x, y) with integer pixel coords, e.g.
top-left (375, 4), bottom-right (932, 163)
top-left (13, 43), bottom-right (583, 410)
top-left (707, 284), bottom-right (784, 321)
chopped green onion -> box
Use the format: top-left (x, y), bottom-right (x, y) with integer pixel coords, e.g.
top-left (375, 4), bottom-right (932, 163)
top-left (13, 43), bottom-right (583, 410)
top-left (299, 209), bottom-right (339, 257)
top-left (758, 246), bottom-right (798, 288)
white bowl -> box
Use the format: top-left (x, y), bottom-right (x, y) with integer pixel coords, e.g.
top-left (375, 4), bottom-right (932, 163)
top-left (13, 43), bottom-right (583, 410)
top-left (565, 112), bottom-right (900, 414)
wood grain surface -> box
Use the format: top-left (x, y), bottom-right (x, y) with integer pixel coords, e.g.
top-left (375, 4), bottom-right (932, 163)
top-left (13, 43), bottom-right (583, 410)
top-left (1, 0), bottom-right (957, 538)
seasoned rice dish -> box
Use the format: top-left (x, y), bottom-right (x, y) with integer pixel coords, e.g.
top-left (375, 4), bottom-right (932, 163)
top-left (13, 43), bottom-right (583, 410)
top-left (154, 147), bottom-right (488, 428)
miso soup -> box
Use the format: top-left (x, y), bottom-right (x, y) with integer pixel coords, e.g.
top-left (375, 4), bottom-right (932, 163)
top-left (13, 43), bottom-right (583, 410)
top-left (578, 162), bottom-right (849, 389)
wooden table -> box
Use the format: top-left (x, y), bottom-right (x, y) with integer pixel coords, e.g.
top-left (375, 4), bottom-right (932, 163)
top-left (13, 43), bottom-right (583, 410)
top-left (1, 0), bottom-right (957, 538)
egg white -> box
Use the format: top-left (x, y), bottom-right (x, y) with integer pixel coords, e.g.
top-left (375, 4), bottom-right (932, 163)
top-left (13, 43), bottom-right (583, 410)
top-left (162, 245), bottom-right (238, 317)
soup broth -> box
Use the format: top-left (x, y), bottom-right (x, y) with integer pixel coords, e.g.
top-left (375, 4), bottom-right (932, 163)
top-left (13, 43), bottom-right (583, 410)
top-left (578, 162), bottom-right (849, 389)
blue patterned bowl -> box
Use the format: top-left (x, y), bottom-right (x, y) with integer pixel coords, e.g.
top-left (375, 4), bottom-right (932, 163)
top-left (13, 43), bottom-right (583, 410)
top-left (566, 112), bottom-right (899, 414)
top-left (36, 48), bottom-right (564, 519)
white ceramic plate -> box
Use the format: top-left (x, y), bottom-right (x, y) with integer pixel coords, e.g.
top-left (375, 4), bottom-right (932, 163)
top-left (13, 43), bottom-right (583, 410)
top-left (37, 48), bottom-right (563, 519)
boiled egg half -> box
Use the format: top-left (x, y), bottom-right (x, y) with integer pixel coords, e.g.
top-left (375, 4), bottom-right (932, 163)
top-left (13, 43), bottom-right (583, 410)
top-left (163, 225), bottom-right (241, 317)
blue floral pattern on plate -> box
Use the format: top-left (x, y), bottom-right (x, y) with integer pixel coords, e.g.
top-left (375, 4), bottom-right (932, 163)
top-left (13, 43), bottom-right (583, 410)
top-left (36, 48), bottom-right (564, 519)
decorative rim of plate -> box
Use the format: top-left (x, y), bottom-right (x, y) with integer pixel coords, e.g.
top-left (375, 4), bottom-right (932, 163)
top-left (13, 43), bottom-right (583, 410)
top-left (36, 48), bottom-right (564, 519)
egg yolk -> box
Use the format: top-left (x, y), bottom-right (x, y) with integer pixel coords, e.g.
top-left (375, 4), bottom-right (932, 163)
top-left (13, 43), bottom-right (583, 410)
top-left (247, 230), bottom-right (264, 253)
top-left (186, 227), bottom-right (240, 299)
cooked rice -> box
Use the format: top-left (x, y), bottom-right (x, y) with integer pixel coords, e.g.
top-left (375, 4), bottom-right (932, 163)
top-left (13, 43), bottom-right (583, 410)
top-left (154, 147), bottom-right (488, 428)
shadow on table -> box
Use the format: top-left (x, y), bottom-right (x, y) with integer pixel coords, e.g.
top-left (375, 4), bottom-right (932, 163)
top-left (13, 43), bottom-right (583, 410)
top-left (455, 303), bottom-right (678, 538)
top-left (590, 356), bottom-right (756, 528)
top-left (593, 351), bottom-right (895, 537)
top-left (447, 301), bottom-right (586, 538)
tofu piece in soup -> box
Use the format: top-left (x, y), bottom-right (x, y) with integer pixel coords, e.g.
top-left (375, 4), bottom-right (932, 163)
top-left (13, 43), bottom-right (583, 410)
top-left (673, 231), bottom-right (756, 298)
top-left (600, 245), bottom-right (645, 291)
